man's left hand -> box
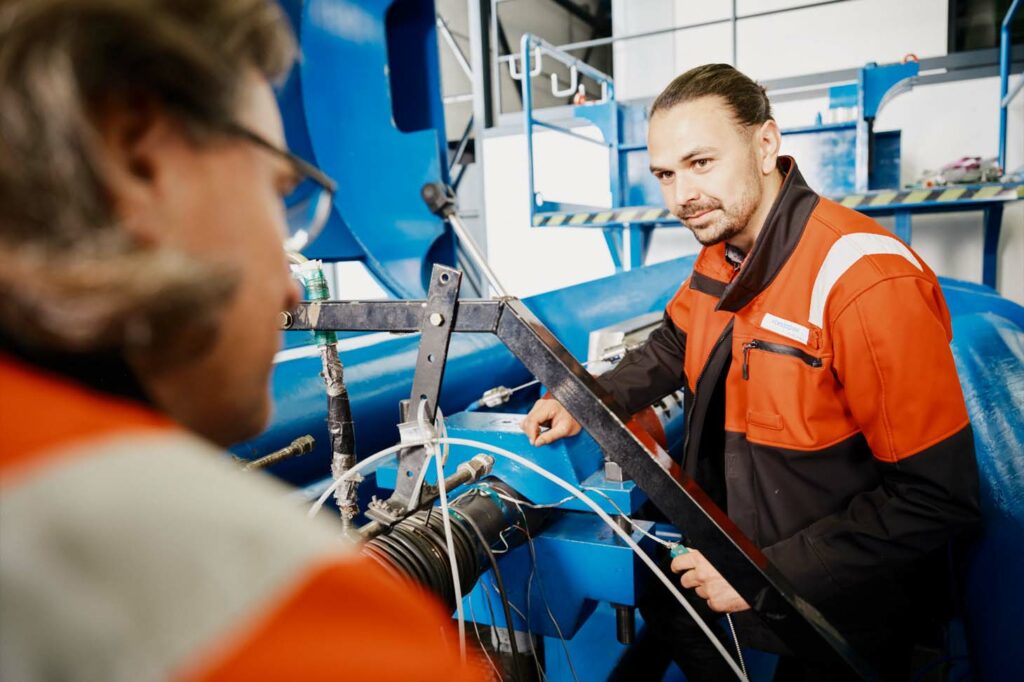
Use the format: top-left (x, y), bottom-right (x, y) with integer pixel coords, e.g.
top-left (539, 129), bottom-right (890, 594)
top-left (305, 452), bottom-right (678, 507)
top-left (671, 548), bottom-right (751, 613)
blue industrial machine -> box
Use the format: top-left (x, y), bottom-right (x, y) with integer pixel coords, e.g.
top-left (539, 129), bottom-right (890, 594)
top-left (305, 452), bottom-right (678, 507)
top-left (240, 2), bottom-right (1024, 680)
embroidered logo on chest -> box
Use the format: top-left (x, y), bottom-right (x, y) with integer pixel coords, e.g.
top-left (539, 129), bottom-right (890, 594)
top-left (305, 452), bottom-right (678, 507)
top-left (760, 313), bottom-right (810, 345)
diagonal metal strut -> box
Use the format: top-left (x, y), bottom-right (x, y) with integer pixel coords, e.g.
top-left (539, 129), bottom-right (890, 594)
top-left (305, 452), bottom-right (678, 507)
top-left (283, 264), bottom-right (875, 678)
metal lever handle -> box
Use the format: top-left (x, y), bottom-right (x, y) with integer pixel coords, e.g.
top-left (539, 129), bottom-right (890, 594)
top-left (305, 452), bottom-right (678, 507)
top-left (421, 182), bottom-right (508, 298)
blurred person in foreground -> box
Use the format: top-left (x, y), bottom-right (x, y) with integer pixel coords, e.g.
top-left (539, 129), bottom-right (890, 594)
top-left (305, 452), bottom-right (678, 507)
top-left (0, 1), bottom-right (482, 679)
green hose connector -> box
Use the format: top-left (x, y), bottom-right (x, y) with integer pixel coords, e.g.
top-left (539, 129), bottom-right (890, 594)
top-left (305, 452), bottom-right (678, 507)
top-left (298, 260), bottom-right (337, 346)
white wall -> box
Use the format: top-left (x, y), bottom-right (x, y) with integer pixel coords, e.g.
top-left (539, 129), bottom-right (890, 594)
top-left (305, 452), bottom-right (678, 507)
top-left (480, 0), bottom-right (1023, 302)
top-left (482, 125), bottom-right (617, 298)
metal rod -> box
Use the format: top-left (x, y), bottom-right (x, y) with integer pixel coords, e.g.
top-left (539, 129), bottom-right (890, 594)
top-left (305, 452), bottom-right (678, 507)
top-left (522, 32), bottom-right (538, 215)
top-left (437, 14), bottom-right (473, 80)
top-left (242, 435), bottom-right (315, 471)
top-left (454, 241), bottom-right (485, 296)
top-left (497, 0), bottom-right (853, 60)
top-left (452, 162), bottom-right (469, 191)
top-left (731, 0), bottom-right (738, 66)
top-left (447, 211), bottom-right (508, 298)
top-left (443, 93), bottom-right (475, 104)
top-left (1002, 73), bottom-right (1024, 107)
top-left (359, 454), bottom-right (495, 540)
top-left (450, 114), bottom-right (474, 172)
top-left (519, 33), bottom-right (613, 84)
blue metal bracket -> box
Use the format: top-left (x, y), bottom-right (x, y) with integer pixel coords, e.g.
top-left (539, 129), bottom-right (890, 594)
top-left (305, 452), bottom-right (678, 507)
top-left (855, 60), bottom-right (919, 192)
top-left (601, 225), bottom-right (654, 272)
top-left (277, 0), bottom-right (454, 297)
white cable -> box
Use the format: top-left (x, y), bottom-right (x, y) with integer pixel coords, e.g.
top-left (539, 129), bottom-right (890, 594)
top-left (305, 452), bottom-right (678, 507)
top-left (431, 436), bottom-right (748, 682)
top-left (497, 478), bottom-right (742, 675)
top-left (406, 405), bottom-right (447, 513)
top-left (421, 404), bottom-right (467, 662)
top-left (308, 441), bottom-right (408, 517)
top-left (306, 433), bottom-right (747, 680)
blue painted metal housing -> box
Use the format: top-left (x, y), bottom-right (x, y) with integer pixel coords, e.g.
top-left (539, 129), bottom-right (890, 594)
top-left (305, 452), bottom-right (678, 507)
top-left (277, 0), bottom-right (454, 297)
top-left (947, 303), bottom-right (1024, 682)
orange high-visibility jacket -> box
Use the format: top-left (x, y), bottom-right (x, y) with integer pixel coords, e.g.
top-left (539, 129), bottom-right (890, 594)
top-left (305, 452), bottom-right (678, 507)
top-left (599, 157), bottom-right (980, 625)
top-left (0, 355), bottom-right (485, 681)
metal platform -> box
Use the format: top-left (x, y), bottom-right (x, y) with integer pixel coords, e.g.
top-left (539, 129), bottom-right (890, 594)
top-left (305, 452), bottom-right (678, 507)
top-left (532, 180), bottom-right (1024, 288)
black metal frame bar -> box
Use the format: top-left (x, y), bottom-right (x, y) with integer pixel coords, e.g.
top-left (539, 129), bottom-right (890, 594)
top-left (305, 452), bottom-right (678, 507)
top-left (366, 267), bottom-right (461, 519)
top-left (284, 264), bottom-right (873, 677)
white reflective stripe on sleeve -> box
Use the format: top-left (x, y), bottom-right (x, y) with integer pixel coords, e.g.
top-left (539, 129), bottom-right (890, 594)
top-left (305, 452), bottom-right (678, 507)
top-left (808, 233), bottom-right (922, 327)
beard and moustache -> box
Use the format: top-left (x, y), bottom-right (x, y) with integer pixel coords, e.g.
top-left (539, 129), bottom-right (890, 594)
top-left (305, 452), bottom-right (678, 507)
top-left (675, 165), bottom-right (763, 247)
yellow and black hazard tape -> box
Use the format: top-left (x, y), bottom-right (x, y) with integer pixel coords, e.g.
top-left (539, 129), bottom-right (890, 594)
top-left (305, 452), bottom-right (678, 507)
top-left (532, 181), bottom-right (1024, 228)
top-left (533, 206), bottom-right (675, 227)
top-left (836, 181), bottom-right (1024, 210)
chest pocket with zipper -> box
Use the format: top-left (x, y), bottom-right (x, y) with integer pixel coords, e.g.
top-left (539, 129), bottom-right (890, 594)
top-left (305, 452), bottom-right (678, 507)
top-left (735, 335), bottom-right (854, 448)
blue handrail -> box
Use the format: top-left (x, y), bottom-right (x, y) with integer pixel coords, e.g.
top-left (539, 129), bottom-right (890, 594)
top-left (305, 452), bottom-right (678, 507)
top-left (517, 33), bottom-right (616, 222)
top-left (998, 0), bottom-right (1022, 172)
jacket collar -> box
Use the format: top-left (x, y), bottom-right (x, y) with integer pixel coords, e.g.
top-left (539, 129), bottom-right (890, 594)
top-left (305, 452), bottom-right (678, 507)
top-left (692, 156), bottom-right (820, 312)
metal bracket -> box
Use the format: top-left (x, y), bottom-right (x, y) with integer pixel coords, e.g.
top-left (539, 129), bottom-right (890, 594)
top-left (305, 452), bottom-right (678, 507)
top-left (365, 264), bottom-right (462, 524)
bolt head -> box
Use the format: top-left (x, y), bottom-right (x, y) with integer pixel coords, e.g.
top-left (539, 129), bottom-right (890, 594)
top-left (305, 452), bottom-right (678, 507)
top-left (279, 311), bottom-right (293, 329)
top-left (429, 312), bottom-right (445, 327)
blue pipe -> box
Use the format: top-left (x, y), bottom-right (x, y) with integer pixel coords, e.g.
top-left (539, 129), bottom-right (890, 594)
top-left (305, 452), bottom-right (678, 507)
top-left (998, 0), bottom-right (1021, 172)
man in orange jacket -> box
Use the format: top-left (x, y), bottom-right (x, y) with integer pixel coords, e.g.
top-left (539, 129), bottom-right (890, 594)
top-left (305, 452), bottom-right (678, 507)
top-left (0, 1), bottom-right (481, 679)
top-left (523, 64), bottom-right (980, 679)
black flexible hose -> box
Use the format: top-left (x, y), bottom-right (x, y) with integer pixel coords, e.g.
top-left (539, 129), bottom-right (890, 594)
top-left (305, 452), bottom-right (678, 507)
top-left (364, 480), bottom-right (548, 679)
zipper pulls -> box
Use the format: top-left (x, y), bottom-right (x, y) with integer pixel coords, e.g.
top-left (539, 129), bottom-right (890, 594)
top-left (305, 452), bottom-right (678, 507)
top-left (742, 341), bottom-right (758, 380)
top-left (742, 339), bottom-right (823, 381)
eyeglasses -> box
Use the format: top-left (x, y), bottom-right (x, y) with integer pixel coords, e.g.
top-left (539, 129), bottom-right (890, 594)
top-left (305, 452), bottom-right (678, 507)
top-left (223, 123), bottom-right (338, 252)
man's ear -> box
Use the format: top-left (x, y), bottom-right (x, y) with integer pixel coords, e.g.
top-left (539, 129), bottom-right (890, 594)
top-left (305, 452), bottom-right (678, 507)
top-left (756, 119), bottom-right (782, 175)
top-left (96, 104), bottom-right (184, 245)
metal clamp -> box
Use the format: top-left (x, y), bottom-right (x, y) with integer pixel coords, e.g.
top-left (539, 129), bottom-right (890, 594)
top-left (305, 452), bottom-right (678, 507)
top-left (364, 265), bottom-right (462, 525)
